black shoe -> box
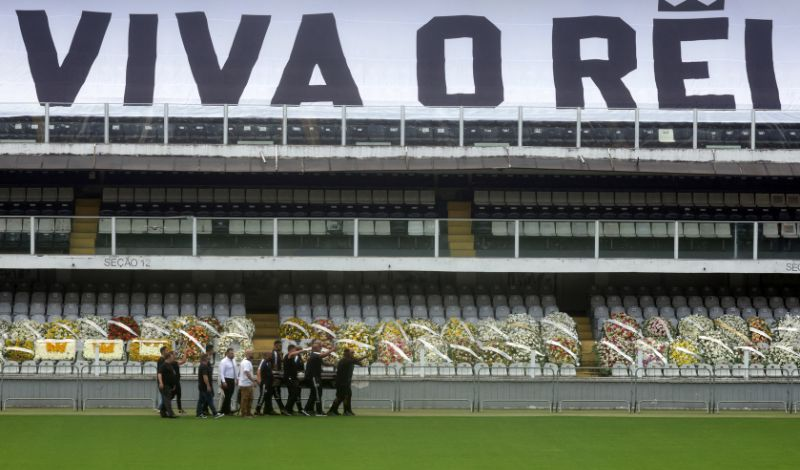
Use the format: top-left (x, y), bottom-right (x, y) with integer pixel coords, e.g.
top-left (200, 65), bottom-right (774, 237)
top-left (327, 410), bottom-right (340, 416)
top-left (167, 415), bottom-right (179, 419)
top-left (343, 411), bottom-right (355, 416)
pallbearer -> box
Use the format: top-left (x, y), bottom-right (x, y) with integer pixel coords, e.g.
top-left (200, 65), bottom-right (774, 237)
top-left (327, 348), bottom-right (366, 416)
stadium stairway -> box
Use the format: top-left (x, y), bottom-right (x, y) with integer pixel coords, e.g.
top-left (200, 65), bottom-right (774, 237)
top-left (576, 316), bottom-right (599, 377)
top-left (446, 201), bottom-right (476, 257)
top-left (250, 312), bottom-right (279, 354)
top-left (70, 199), bottom-right (100, 255)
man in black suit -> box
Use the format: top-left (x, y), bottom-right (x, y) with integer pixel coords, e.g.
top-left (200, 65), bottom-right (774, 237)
top-left (282, 345), bottom-right (303, 416)
top-left (264, 340), bottom-right (285, 415)
top-left (157, 351), bottom-right (178, 418)
top-left (303, 339), bottom-right (334, 417)
top-left (328, 348), bottom-right (366, 416)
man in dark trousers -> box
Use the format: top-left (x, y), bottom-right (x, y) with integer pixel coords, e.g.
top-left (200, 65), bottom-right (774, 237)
top-left (254, 351), bottom-right (272, 416)
top-left (155, 346), bottom-right (168, 411)
top-left (303, 339), bottom-right (334, 417)
top-left (282, 345), bottom-right (304, 416)
top-left (196, 353), bottom-right (223, 419)
top-left (328, 348), bottom-right (366, 416)
top-left (158, 351), bottom-right (178, 418)
top-left (218, 347), bottom-right (237, 415)
top-left (266, 340), bottom-right (286, 414)
top-left (171, 352), bottom-right (188, 414)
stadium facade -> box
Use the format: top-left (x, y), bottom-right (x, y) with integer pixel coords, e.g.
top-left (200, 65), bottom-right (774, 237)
top-left (2, 0), bottom-right (800, 412)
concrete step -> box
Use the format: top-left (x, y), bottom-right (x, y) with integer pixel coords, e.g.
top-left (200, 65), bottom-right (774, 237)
top-left (450, 249), bottom-right (477, 257)
top-left (69, 247), bottom-right (96, 255)
top-left (447, 201), bottom-right (471, 211)
top-left (72, 221), bottom-right (98, 233)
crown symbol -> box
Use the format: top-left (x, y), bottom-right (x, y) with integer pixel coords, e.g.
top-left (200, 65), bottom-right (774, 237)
top-left (658, 0), bottom-right (725, 11)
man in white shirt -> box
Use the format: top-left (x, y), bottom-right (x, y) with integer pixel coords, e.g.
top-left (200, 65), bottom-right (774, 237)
top-left (238, 349), bottom-right (257, 418)
top-left (218, 348), bottom-right (237, 415)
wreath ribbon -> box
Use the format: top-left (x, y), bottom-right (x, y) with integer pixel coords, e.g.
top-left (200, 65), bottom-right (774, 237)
top-left (605, 319), bottom-right (643, 338)
top-left (178, 329), bottom-right (206, 354)
top-left (80, 318), bottom-right (108, 337)
top-left (54, 323), bottom-right (78, 338)
top-left (636, 340), bottom-right (668, 366)
top-left (6, 346), bottom-right (35, 355)
top-left (23, 323), bottom-right (43, 339)
top-left (336, 338), bottom-right (375, 350)
top-left (416, 338), bottom-right (451, 362)
top-left (142, 321), bottom-right (170, 337)
top-left (699, 335), bottom-right (735, 355)
top-left (449, 343), bottom-right (481, 360)
top-left (675, 346), bottom-right (701, 359)
top-left (197, 320), bottom-right (220, 337)
top-left (379, 340), bottom-right (412, 362)
top-left (481, 345), bottom-right (513, 362)
top-left (108, 320), bottom-right (139, 338)
top-left (601, 340), bottom-right (634, 365)
top-left (735, 345), bottom-right (766, 360)
top-left (407, 322), bottom-right (439, 337)
top-left (283, 321), bottom-right (310, 338)
top-left (545, 339), bottom-right (579, 363)
top-left (542, 319), bottom-right (579, 341)
top-left (486, 323), bottom-right (510, 340)
top-left (773, 345), bottom-right (800, 359)
top-left (310, 323), bottom-right (337, 339)
top-left (749, 327), bottom-right (772, 342)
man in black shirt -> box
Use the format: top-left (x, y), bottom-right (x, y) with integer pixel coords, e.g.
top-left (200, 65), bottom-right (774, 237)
top-left (155, 346), bottom-right (168, 411)
top-left (254, 351), bottom-right (272, 416)
top-left (328, 348), bottom-right (366, 416)
top-left (266, 340), bottom-right (285, 415)
top-left (196, 354), bottom-right (223, 419)
top-left (158, 351), bottom-right (178, 418)
top-left (303, 339), bottom-right (334, 416)
top-left (171, 352), bottom-right (188, 414)
top-left (282, 345), bottom-right (304, 416)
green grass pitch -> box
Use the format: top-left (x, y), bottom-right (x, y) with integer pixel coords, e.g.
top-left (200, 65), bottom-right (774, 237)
top-left (1, 411), bottom-right (799, 469)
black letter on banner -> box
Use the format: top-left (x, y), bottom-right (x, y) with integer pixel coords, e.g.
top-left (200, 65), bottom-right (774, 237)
top-left (16, 10), bottom-right (111, 105)
top-left (416, 16), bottom-right (503, 107)
top-left (653, 18), bottom-right (735, 109)
top-left (746, 20), bottom-right (781, 110)
top-left (124, 14), bottom-right (158, 105)
top-left (272, 14), bottom-right (362, 105)
top-left (552, 16), bottom-right (637, 108)
top-left (176, 12), bottom-right (270, 105)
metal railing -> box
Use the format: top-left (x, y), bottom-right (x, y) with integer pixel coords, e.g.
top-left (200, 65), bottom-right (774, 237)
top-left (1, 215), bottom-right (797, 261)
top-left (1, 363), bottom-right (798, 413)
top-left (1, 102), bottom-right (799, 150)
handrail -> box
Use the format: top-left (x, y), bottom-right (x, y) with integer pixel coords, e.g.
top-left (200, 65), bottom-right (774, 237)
top-left (3, 102), bottom-right (800, 151)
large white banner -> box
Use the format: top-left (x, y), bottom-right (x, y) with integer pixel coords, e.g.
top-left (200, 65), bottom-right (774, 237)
top-left (0, 0), bottom-right (796, 109)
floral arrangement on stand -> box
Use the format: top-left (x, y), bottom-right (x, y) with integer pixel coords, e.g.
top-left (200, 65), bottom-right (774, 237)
top-left (197, 317), bottom-right (223, 338)
top-left (775, 315), bottom-right (800, 344)
top-left (476, 318), bottom-right (510, 344)
top-left (78, 316), bottom-right (108, 339)
top-left (714, 314), bottom-right (751, 347)
top-left (643, 317), bottom-right (675, 342)
top-left (0, 319), bottom-right (10, 339)
top-left (502, 314), bottom-right (543, 364)
top-left (140, 317), bottom-right (173, 340)
top-left (44, 320), bottom-right (80, 340)
top-left (335, 320), bottom-right (375, 364)
top-left (479, 340), bottom-right (515, 365)
top-left (602, 312), bottom-right (642, 345)
top-left (697, 330), bottom-right (736, 365)
top-left (34, 339), bottom-right (77, 361)
top-left (374, 321), bottom-right (412, 365)
top-left (107, 316), bottom-right (140, 341)
top-left (403, 319), bottom-right (440, 341)
top-left (128, 339), bottom-right (171, 362)
top-left (279, 318), bottom-right (311, 344)
top-left (767, 342), bottom-right (800, 366)
top-left (441, 318), bottom-right (481, 364)
top-left (748, 317), bottom-right (773, 345)
top-left (668, 338), bottom-right (702, 366)
top-left (544, 335), bottom-right (580, 365)
top-left (216, 333), bottom-right (253, 361)
top-left (413, 334), bottom-right (450, 365)
top-left (175, 323), bottom-right (211, 362)
top-left (303, 319), bottom-right (338, 366)
top-left (594, 339), bottom-right (632, 369)
top-left (9, 320), bottom-right (45, 341)
top-left (4, 338), bottom-right (35, 362)
top-left (678, 315), bottom-right (715, 341)
top-left (636, 338), bottom-right (670, 368)
top-left (82, 339), bottom-right (126, 361)
top-left (224, 317), bottom-right (255, 339)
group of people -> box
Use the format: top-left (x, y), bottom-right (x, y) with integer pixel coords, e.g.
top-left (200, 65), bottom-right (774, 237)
top-left (156, 339), bottom-right (362, 419)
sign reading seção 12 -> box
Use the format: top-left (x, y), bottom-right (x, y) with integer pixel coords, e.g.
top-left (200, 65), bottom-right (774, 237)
top-left (0, 0), bottom-right (794, 109)
top-left (103, 256), bottom-right (152, 269)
